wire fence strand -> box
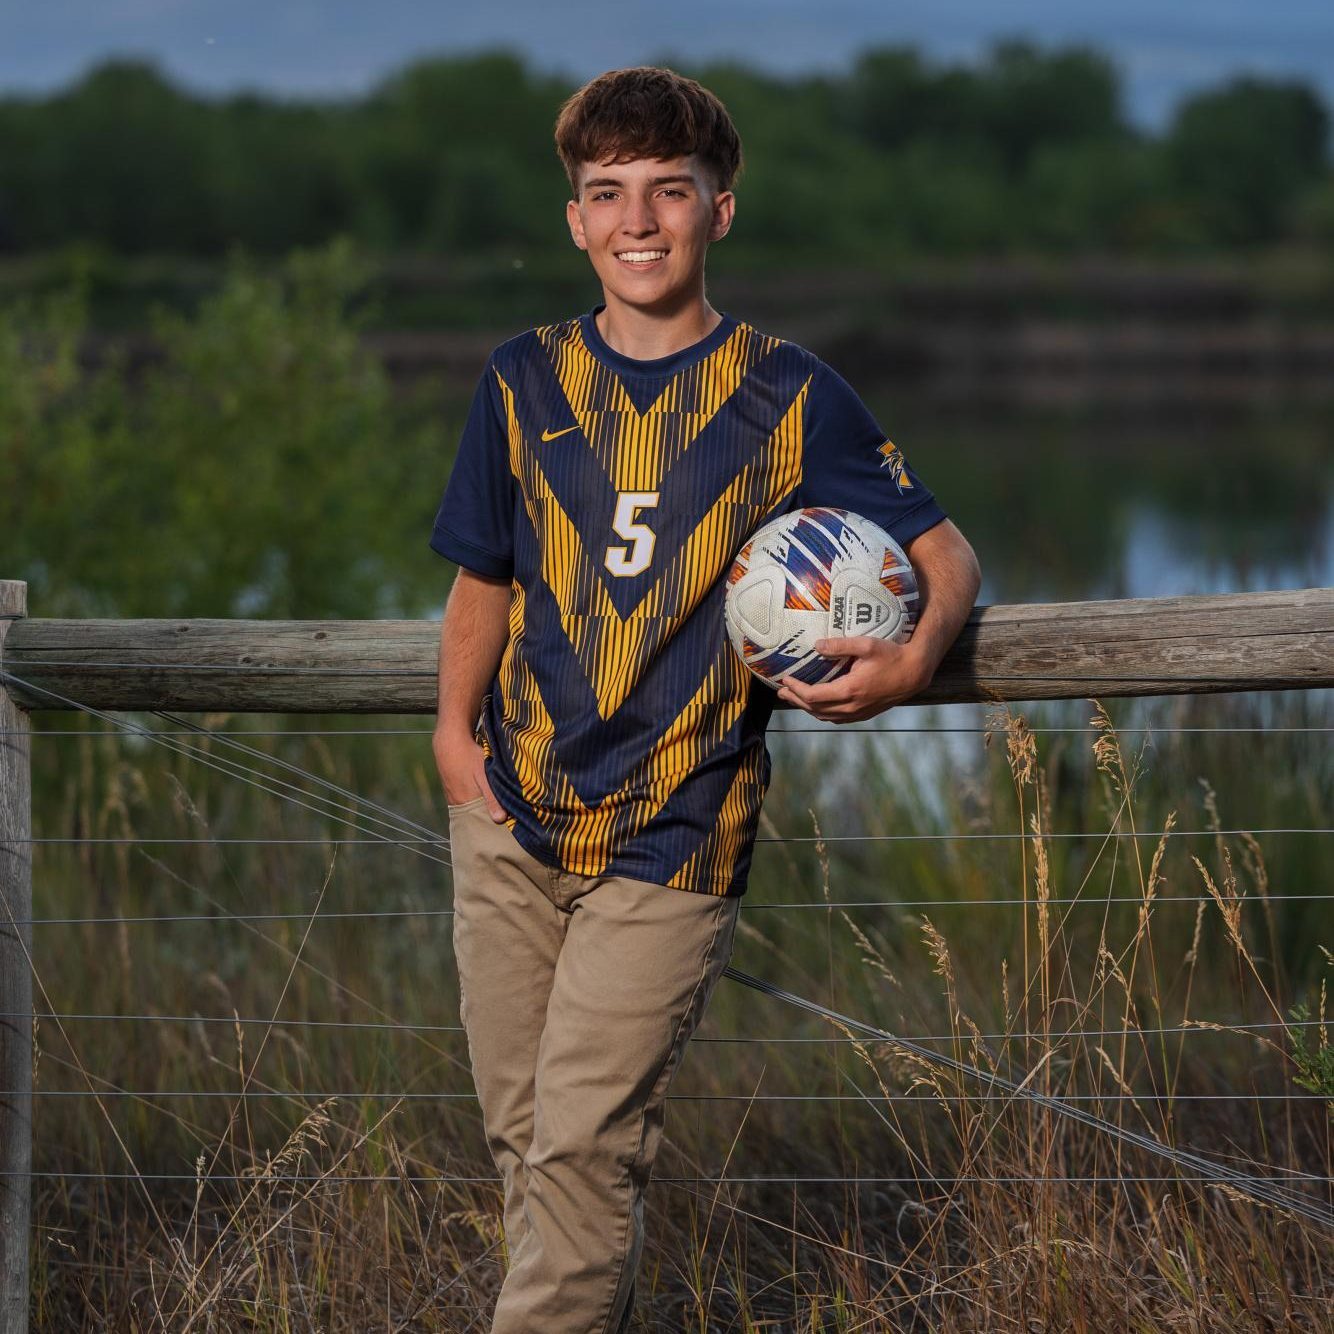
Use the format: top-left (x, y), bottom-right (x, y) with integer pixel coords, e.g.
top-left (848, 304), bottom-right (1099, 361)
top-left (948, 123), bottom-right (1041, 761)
top-left (11, 892), bottom-right (1334, 927)
top-left (10, 1171), bottom-right (1334, 1188)
top-left (9, 1011), bottom-right (1322, 1043)
top-left (7, 724), bottom-right (1333, 737)
top-left (12, 828), bottom-right (1331, 844)
top-left (17, 1089), bottom-right (1326, 1103)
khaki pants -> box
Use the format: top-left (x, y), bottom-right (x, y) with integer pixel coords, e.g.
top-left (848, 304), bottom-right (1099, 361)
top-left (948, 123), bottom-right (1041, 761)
top-left (448, 798), bottom-right (741, 1334)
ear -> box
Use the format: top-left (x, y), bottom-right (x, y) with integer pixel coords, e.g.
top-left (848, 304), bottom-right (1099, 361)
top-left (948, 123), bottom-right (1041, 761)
top-left (566, 196), bottom-right (587, 251)
top-left (708, 190), bottom-right (735, 244)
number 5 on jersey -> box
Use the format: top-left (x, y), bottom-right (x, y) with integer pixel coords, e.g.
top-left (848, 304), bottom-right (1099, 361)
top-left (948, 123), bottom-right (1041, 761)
top-left (605, 491), bottom-right (660, 577)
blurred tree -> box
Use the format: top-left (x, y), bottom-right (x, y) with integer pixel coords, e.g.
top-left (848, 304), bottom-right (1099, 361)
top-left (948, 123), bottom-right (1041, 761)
top-left (354, 52), bottom-right (568, 251)
top-left (1022, 140), bottom-right (1166, 251)
top-left (0, 48), bottom-right (1327, 261)
top-left (0, 98), bottom-right (43, 250)
top-left (844, 39), bottom-right (1122, 174)
top-left (1289, 177), bottom-right (1334, 246)
top-left (843, 46), bottom-right (985, 151)
top-left (977, 40), bottom-right (1122, 174)
top-left (691, 60), bottom-right (895, 256)
top-left (9, 61), bottom-right (220, 253)
top-left (0, 242), bottom-right (454, 619)
top-left (884, 140), bottom-right (1013, 252)
top-left (1166, 77), bottom-right (1331, 243)
top-left (838, 39), bottom-right (1125, 251)
top-left (210, 95), bottom-right (358, 252)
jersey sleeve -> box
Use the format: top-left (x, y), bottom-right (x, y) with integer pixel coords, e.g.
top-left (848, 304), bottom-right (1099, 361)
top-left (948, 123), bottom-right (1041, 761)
top-left (794, 360), bottom-right (946, 545)
top-left (428, 359), bottom-right (515, 578)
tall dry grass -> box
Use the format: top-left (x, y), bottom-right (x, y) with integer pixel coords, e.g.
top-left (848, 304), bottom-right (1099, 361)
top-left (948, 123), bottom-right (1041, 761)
top-left (21, 692), bottom-right (1333, 1330)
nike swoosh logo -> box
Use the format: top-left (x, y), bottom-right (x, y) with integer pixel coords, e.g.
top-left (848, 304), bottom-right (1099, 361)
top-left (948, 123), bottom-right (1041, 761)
top-left (540, 425), bottom-right (580, 441)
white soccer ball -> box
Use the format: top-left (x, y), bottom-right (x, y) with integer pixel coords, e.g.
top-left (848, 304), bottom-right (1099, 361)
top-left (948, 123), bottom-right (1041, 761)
top-left (724, 507), bottom-right (919, 686)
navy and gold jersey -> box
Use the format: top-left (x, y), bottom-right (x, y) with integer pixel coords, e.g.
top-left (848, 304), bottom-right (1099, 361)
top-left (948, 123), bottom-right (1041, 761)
top-left (429, 308), bottom-right (946, 896)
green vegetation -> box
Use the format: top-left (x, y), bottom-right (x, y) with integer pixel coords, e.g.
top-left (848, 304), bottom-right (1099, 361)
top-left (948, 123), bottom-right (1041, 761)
top-left (1288, 997), bottom-right (1334, 1102)
top-left (0, 244), bottom-right (452, 620)
top-left (1, 42), bottom-right (1330, 266)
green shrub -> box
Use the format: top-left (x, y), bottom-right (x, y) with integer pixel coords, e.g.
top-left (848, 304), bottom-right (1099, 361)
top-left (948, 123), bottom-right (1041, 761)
top-left (1, 240), bottom-right (455, 619)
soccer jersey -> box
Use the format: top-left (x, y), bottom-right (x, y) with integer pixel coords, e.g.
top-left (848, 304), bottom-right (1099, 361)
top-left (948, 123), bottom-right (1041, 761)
top-left (429, 307), bottom-right (946, 896)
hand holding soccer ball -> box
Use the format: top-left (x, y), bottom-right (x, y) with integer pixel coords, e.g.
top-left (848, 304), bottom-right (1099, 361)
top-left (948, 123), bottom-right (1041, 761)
top-left (724, 507), bottom-right (919, 684)
top-left (724, 507), bottom-right (928, 722)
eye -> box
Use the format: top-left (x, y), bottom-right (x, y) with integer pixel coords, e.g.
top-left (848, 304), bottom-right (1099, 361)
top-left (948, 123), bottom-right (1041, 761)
top-left (591, 190), bottom-right (617, 202)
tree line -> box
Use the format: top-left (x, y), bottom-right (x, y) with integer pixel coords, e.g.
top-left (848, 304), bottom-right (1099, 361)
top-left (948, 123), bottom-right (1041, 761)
top-left (0, 43), bottom-right (1330, 259)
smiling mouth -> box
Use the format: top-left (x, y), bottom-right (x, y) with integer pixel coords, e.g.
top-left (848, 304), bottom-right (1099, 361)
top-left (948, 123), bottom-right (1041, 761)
top-left (615, 250), bottom-right (668, 266)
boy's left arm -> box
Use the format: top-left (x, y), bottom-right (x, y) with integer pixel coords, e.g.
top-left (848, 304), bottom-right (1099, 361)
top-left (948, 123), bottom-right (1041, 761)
top-left (776, 518), bottom-right (981, 723)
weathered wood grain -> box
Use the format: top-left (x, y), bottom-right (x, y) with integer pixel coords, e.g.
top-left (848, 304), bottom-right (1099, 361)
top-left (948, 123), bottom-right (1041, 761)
top-left (1, 587), bottom-right (1330, 713)
top-left (0, 581), bottom-right (31, 1334)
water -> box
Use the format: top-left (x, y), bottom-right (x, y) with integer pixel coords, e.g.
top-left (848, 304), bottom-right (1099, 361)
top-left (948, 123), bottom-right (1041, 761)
top-left (874, 404), bottom-right (1334, 606)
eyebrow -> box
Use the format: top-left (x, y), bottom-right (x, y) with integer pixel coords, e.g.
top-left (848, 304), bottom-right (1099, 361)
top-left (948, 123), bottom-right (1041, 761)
top-left (582, 174), bottom-right (697, 189)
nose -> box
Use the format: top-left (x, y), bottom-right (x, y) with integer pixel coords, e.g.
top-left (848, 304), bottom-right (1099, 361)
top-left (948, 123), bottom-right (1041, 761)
top-left (621, 193), bottom-right (659, 238)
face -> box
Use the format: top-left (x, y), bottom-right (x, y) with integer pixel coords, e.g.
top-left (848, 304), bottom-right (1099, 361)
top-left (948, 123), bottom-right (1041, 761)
top-left (565, 153), bottom-right (735, 315)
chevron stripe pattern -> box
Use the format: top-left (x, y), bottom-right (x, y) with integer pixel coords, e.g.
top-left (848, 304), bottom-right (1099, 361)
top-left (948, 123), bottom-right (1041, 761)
top-left (477, 313), bottom-right (817, 896)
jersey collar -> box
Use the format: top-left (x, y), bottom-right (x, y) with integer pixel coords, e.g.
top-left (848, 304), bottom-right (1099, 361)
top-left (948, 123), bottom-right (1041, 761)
top-left (579, 305), bottom-right (740, 378)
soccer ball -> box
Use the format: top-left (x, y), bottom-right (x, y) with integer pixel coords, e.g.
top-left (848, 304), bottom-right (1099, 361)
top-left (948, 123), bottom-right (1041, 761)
top-left (724, 507), bottom-right (919, 686)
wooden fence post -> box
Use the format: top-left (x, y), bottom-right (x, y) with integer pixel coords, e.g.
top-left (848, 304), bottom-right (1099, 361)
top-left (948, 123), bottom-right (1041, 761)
top-left (0, 581), bottom-right (31, 1334)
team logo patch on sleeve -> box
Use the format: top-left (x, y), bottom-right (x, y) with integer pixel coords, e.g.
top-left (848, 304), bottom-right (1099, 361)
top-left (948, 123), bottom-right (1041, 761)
top-left (876, 439), bottom-right (914, 493)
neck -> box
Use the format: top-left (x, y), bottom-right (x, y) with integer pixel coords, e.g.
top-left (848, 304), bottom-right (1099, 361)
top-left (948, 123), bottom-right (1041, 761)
top-left (594, 291), bottom-right (722, 361)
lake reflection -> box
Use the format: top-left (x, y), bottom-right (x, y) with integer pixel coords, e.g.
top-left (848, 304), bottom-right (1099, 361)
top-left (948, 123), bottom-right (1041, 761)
top-left (871, 401), bottom-right (1333, 604)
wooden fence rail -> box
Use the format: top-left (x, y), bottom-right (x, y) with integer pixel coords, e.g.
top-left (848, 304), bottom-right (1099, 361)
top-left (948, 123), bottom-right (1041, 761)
top-left (0, 579), bottom-right (1331, 1331)
top-left (4, 587), bottom-right (1332, 714)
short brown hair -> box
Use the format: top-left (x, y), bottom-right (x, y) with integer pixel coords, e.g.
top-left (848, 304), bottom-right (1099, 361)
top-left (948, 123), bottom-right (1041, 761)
top-left (554, 66), bottom-right (743, 197)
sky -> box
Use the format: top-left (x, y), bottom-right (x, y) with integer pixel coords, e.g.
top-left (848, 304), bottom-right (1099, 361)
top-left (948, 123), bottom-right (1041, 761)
top-left (5, 0), bottom-right (1334, 128)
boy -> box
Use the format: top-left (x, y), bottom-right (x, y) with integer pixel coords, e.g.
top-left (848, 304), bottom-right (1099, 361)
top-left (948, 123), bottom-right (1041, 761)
top-left (429, 66), bottom-right (980, 1333)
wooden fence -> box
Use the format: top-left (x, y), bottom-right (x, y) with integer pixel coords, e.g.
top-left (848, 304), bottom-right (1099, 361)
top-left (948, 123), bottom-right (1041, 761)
top-left (0, 578), bottom-right (1331, 1330)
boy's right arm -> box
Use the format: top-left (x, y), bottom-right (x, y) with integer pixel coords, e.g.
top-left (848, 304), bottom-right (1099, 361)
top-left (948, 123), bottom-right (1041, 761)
top-left (432, 568), bottom-right (512, 822)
